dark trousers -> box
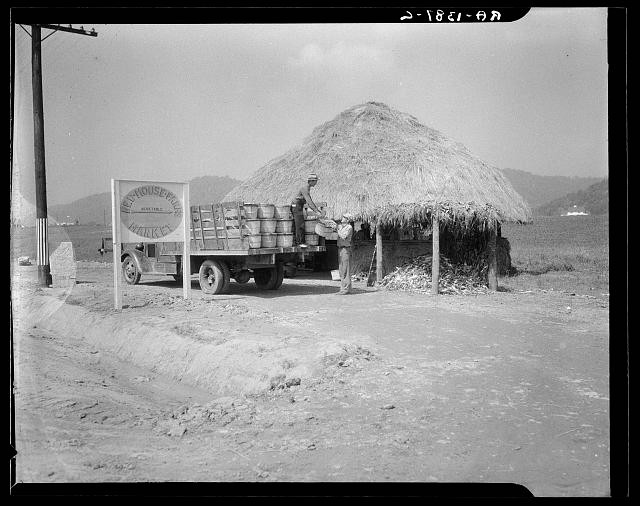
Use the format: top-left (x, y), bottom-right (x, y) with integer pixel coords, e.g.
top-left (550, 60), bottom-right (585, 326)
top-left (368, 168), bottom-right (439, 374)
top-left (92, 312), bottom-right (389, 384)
top-left (292, 204), bottom-right (305, 245)
top-left (338, 246), bottom-right (352, 293)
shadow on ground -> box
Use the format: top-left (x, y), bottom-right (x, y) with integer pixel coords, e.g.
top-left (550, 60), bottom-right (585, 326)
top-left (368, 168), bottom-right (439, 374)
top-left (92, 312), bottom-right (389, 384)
top-left (137, 276), bottom-right (376, 298)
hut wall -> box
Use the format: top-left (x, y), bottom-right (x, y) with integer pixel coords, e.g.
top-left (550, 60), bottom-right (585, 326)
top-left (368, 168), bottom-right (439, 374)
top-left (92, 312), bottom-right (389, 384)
top-left (318, 228), bottom-right (511, 277)
top-left (439, 229), bottom-right (512, 276)
top-left (351, 239), bottom-right (433, 275)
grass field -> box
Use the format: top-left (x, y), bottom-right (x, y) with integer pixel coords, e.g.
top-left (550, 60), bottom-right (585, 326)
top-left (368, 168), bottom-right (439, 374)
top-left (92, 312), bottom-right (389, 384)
top-left (501, 215), bottom-right (609, 294)
top-left (11, 215), bottom-right (609, 295)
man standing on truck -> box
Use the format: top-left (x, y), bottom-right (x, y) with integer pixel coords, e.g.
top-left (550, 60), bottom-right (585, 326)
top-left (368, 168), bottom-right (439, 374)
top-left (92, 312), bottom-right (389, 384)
top-left (291, 172), bottom-right (324, 247)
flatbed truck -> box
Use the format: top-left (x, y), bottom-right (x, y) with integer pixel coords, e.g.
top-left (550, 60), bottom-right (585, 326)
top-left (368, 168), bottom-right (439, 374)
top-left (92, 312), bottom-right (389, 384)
top-left (115, 202), bottom-right (326, 295)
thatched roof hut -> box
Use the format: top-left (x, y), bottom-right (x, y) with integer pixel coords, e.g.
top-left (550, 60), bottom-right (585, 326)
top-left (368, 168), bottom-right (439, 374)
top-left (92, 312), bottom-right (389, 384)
top-left (223, 101), bottom-right (531, 231)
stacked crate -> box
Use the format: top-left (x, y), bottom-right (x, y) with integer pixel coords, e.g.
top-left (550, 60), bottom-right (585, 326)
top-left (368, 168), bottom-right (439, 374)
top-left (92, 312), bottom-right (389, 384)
top-left (273, 205), bottom-right (294, 247)
top-left (190, 202), bottom-right (322, 251)
top-left (243, 203), bottom-right (262, 248)
top-left (303, 203), bottom-right (327, 246)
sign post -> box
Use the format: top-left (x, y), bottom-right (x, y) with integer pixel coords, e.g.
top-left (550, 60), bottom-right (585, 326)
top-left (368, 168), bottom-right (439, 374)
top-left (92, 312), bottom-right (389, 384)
top-left (111, 179), bottom-right (122, 310)
top-left (182, 183), bottom-right (191, 299)
top-left (111, 179), bottom-right (191, 310)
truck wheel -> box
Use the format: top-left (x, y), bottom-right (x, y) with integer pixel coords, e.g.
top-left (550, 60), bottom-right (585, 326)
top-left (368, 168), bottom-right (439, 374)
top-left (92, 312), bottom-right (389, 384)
top-left (122, 256), bottom-right (141, 285)
top-left (199, 259), bottom-right (230, 294)
top-left (271, 263), bottom-right (284, 290)
top-left (254, 268), bottom-right (277, 290)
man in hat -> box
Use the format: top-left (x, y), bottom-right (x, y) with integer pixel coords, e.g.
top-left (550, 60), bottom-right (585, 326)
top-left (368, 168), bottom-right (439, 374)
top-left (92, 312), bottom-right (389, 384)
top-left (336, 213), bottom-right (354, 294)
top-left (291, 173), bottom-right (324, 247)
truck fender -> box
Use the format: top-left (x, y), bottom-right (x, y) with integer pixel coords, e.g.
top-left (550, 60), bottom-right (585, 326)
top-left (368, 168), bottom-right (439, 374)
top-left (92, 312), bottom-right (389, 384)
top-left (121, 248), bottom-right (151, 274)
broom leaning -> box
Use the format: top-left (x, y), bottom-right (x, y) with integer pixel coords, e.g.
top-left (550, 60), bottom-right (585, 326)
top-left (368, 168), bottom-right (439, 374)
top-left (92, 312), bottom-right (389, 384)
top-left (366, 245), bottom-right (377, 287)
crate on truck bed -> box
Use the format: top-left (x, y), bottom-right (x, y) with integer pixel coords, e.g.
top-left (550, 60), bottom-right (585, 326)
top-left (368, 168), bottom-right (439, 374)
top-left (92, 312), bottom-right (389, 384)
top-left (115, 201), bottom-right (326, 294)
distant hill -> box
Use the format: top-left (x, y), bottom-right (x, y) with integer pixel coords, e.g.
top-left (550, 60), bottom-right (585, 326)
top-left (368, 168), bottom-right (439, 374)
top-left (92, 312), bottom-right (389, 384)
top-left (188, 175), bottom-right (243, 206)
top-left (535, 179), bottom-right (608, 216)
top-left (19, 169), bottom-right (607, 225)
top-left (50, 193), bottom-right (112, 226)
top-left (48, 175), bottom-right (242, 225)
top-left (499, 168), bottom-right (602, 209)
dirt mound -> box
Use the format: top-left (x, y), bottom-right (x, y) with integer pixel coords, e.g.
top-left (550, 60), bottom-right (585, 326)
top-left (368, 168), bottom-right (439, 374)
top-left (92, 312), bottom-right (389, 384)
top-left (23, 291), bottom-right (379, 398)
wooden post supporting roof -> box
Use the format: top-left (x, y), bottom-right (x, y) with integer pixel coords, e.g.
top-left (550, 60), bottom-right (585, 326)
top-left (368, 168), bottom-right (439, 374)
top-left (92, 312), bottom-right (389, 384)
top-left (375, 222), bottom-right (383, 283)
top-left (487, 221), bottom-right (498, 291)
top-left (431, 211), bottom-right (440, 295)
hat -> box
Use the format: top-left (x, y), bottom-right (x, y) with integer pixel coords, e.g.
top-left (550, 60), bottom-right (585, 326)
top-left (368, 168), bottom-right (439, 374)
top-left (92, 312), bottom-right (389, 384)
top-left (342, 213), bottom-right (353, 221)
top-left (307, 173), bottom-right (318, 181)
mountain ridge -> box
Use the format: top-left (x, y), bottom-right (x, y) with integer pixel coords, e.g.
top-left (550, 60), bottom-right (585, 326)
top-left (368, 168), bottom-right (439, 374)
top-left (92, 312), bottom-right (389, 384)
top-left (500, 168), bottom-right (602, 209)
top-left (535, 179), bottom-right (608, 216)
top-left (47, 175), bottom-right (243, 225)
top-left (12, 170), bottom-right (607, 225)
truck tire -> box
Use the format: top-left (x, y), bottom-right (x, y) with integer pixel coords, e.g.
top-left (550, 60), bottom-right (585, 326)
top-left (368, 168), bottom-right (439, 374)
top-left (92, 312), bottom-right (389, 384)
top-left (271, 263), bottom-right (285, 290)
top-left (254, 267), bottom-right (277, 290)
top-left (199, 259), bottom-right (230, 294)
top-left (122, 255), bottom-right (141, 285)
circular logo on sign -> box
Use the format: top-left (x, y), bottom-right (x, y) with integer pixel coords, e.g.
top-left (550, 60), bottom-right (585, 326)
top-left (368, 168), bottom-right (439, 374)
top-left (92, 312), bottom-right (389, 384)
top-left (120, 185), bottom-right (183, 239)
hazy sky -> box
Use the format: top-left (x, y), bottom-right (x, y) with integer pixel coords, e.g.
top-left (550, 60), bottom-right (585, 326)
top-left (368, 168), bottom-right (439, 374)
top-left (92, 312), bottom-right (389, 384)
top-left (12, 8), bottom-right (608, 208)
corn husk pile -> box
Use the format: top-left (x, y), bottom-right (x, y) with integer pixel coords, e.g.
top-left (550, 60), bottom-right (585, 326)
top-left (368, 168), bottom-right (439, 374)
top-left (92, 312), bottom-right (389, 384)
top-left (351, 271), bottom-right (371, 282)
top-left (378, 254), bottom-right (489, 295)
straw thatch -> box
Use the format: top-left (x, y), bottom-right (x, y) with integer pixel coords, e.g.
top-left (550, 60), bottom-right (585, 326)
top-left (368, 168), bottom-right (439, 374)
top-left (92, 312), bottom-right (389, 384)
top-left (223, 102), bottom-right (531, 230)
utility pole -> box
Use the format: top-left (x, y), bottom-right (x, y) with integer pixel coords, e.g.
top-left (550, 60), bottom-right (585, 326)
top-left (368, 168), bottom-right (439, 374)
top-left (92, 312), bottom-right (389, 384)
top-left (31, 24), bottom-right (49, 286)
top-left (22, 23), bottom-right (97, 286)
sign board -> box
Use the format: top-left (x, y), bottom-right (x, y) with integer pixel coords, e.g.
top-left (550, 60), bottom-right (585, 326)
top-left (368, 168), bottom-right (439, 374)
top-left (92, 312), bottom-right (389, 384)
top-left (111, 179), bottom-right (190, 309)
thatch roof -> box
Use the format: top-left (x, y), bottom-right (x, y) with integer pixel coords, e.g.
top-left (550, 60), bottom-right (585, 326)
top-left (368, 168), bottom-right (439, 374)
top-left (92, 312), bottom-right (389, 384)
top-left (223, 102), bottom-right (532, 230)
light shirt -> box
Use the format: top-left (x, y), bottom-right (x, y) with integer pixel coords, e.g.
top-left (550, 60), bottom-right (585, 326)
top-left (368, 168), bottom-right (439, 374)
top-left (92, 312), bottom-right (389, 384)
top-left (337, 223), bottom-right (353, 247)
top-left (291, 184), bottom-right (320, 213)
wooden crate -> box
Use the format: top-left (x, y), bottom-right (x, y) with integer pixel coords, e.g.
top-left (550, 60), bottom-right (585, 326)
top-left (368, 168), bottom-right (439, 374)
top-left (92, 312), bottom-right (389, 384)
top-left (190, 202), bottom-right (250, 251)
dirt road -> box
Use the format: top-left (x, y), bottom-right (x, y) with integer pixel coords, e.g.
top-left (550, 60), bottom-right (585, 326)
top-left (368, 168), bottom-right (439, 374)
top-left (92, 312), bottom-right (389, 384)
top-left (11, 262), bottom-right (610, 495)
